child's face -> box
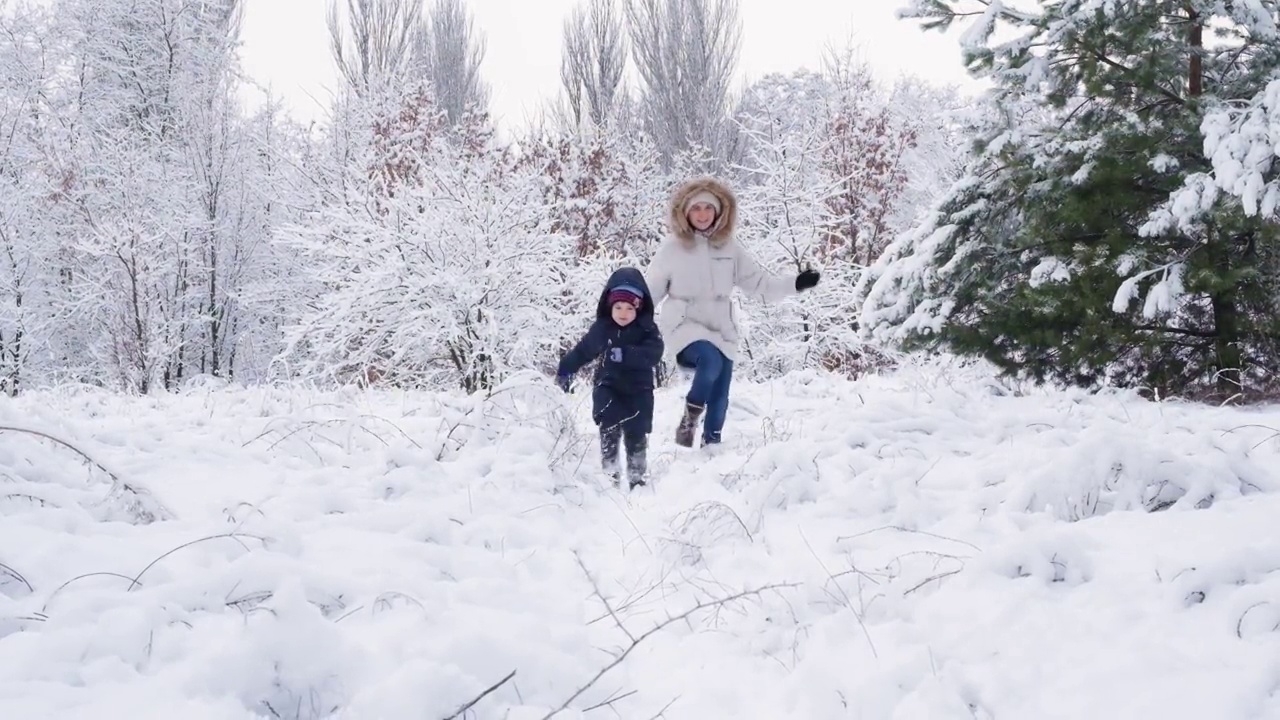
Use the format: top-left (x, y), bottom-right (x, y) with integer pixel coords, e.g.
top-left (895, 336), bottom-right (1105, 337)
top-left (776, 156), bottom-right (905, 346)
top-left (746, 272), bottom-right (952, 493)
top-left (611, 301), bottom-right (637, 326)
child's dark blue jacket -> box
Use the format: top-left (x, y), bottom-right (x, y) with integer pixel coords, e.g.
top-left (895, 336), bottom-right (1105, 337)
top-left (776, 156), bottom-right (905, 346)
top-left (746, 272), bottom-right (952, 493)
top-left (557, 267), bottom-right (664, 434)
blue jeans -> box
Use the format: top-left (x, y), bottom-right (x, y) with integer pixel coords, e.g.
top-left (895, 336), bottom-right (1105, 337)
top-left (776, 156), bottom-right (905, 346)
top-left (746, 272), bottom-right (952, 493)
top-left (676, 340), bottom-right (734, 444)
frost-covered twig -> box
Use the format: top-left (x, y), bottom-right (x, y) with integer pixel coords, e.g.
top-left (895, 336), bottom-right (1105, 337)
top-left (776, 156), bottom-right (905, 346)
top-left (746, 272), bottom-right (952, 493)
top-left (0, 561), bottom-right (32, 593)
top-left (674, 501), bottom-right (754, 544)
top-left (800, 528), bottom-right (878, 659)
top-left (265, 418), bottom-right (387, 452)
top-left (357, 413), bottom-right (423, 448)
top-left (585, 566), bottom-right (677, 627)
top-left (646, 696), bottom-right (680, 719)
top-left (886, 548), bottom-right (972, 567)
top-left (1219, 423), bottom-right (1278, 436)
top-left (718, 445), bottom-right (764, 493)
top-left (435, 414), bottom-right (473, 461)
top-left (441, 669), bottom-right (516, 720)
top-left (576, 552), bottom-right (634, 643)
top-left (226, 589), bottom-right (275, 613)
top-left (582, 688), bottom-right (638, 713)
top-left (0, 424), bottom-right (173, 522)
top-left (1236, 601), bottom-right (1274, 639)
top-left (903, 568), bottom-right (964, 595)
top-left (224, 501), bottom-right (267, 529)
top-left (838, 524), bottom-right (982, 551)
top-left (43, 534), bottom-right (270, 613)
top-left (542, 397), bottom-right (593, 475)
top-left (41, 572), bottom-right (140, 613)
top-left (0, 425), bottom-right (119, 480)
top-left (127, 532), bottom-right (269, 591)
top-left (3, 493), bottom-right (49, 507)
top-left (545, 559), bottom-right (797, 719)
top-left (601, 493), bottom-right (654, 554)
top-left (373, 590), bottom-right (427, 614)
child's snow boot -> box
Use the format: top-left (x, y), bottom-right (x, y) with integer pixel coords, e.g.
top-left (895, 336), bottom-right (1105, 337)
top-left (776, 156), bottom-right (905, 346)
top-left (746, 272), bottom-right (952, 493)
top-left (601, 426), bottom-right (622, 485)
top-left (624, 430), bottom-right (648, 489)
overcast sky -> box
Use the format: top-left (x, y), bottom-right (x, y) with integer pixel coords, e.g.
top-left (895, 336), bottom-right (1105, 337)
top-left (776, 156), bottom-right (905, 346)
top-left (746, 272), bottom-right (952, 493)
top-left (237, 0), bottom-right (983, 130)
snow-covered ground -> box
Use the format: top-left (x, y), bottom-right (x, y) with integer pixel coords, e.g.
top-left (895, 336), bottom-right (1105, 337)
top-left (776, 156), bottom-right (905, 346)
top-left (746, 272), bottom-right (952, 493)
top-left (2, 359), bottom-right (1279, 719)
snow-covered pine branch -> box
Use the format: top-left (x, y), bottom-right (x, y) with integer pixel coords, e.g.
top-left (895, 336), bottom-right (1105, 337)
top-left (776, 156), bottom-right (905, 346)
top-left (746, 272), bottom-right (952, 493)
top-left (859, 0), bottom-right (1280, 399)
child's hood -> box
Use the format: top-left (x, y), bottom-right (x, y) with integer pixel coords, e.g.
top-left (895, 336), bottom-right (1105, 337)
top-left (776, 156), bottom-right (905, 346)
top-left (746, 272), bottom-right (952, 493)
top-left (596, 267), bottom-right (655, 322)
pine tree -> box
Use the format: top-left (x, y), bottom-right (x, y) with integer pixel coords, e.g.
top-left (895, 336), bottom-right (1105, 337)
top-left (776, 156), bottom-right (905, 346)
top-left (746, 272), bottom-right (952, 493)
top-left (861, 1), bottom-right (1280, 399)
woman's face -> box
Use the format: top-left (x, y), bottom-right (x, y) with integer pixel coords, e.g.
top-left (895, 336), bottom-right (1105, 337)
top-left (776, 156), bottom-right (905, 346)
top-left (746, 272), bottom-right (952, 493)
top-left (687, 202), bottom-right (717, 231)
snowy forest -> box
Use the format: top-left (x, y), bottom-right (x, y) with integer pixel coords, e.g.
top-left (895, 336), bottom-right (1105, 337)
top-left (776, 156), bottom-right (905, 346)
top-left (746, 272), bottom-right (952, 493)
top-left (0, 0), bottom-right (1278, 402)
top-left (6, 2), bottom-right (1280, 718)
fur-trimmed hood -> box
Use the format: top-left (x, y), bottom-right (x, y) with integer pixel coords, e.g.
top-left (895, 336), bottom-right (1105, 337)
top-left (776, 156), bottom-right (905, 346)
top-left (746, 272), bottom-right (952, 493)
top-left (667, 176), bottom-right (738, 248)
top-left (595, 266), bottom-right (655, 323)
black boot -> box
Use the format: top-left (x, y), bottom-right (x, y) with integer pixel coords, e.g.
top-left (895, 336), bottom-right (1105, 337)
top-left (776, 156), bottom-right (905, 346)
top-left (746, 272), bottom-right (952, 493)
top-left (675, 402), bottom-right (704, 448)
top-left (624, 429), bottom-right (648, 489)
top-left (600, 425), bottom-right (622, 484)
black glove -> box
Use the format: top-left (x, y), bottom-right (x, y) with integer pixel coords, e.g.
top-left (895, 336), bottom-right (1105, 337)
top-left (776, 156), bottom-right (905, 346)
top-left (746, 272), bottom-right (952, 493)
top-left (796, 268), bottom-right (820, 291)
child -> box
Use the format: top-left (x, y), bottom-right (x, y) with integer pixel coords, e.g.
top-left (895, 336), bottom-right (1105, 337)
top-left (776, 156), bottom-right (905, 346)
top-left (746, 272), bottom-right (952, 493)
top-left (556, 267), bottom-right (664, 489)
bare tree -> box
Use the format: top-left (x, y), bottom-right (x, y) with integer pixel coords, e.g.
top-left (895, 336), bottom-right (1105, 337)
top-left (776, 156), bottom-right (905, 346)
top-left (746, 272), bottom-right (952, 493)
top-left (35, 0), bottom-right (264, 392)
top-left (560, 0), bottom-right (628, 130)
top-left (326, 0), bottom-right (422, 95)
top-left (171, 0), bottom-right (246, 384)
top-left (416, 0), bottom-right (489, 126)
top-left (625, 0), bottom-right (741, 168)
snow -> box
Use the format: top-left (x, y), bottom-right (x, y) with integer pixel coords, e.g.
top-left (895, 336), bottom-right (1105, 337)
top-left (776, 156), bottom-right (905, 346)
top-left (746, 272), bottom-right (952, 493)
top-left (1140, 263), bottom-right (1186, 320)
top-left (3, 360), bottom-right (1280, 718)
top-left (957, 0), bottom-right (1003, 51)
top-left (1150, 76), bottom-right (1280, 235)
top-left (1112, 261), bottom-right (1187, 318)
top-left (1028, 257), bottom-right (1072, 287)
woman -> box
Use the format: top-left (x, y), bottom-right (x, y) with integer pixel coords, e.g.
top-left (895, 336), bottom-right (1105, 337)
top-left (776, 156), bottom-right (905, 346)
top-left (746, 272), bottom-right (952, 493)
top-left (644, 176), bottom-right (820, 448)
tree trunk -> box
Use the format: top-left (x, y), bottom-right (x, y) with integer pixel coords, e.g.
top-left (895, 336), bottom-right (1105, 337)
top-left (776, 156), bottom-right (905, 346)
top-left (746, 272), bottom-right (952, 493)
top-left (208, 241), bottom-right (221, 376)
top-left (1188, 7), bottom-right (1237, 396)
top-left (173, 250), bottom-right (189, 388)
top-left (1205, 228), bottom-right (1243, 397)
top-left (1210, 286), bottom-right (1242, 397)
top-left (1187, 7), bottom-right (1203, 98)
top-left (8, 283), bottom-right (22, 397)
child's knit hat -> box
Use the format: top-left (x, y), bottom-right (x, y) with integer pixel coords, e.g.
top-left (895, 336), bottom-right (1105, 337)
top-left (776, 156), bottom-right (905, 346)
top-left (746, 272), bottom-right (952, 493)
top-left (607, 284), bottom-right (644, 309)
